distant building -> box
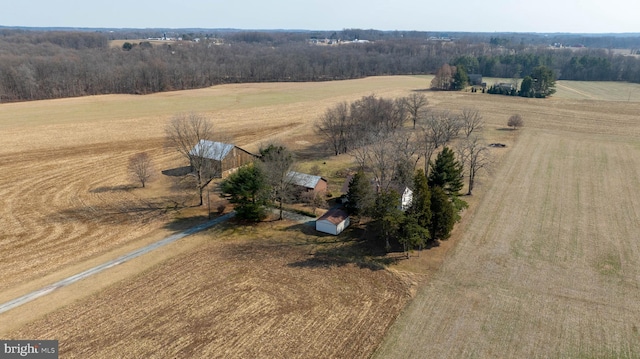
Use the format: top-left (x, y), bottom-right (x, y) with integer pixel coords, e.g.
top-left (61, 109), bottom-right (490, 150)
top-left (469, 74), bottom-right (483, 86)
top-left (496, 83), bottom-right (515, 92)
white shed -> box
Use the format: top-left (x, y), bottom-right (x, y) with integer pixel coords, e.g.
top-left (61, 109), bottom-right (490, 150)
top-left (315, 208), bottom-right (350, 235)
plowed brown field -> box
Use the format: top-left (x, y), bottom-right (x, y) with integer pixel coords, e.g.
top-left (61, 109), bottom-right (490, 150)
top-left (2, 77), bottom-right (640, 358)
top-left (7, 224), bottom-right (414, 358)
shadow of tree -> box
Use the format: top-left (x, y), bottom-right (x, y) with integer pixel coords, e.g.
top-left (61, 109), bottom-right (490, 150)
top-left (90, 185), bottom-right (135, 193)
top-left (163, 215), bottom-right (213, 232)
top-left (285, 224), bottom-right (398, 271)
top-left (293, 142), bottom-right (332, 161)
top-left (56, 200), bottom-right (172, 225)
top-left (162, 166), bottom-right (192, 177)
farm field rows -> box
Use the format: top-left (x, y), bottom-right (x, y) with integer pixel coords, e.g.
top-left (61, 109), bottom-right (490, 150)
top-left (7, 224), bottom-right (414, 358)
top-left (374, 93), bottom-right (640, 356)
top-left (2, 76), bottom-right (640, 357)
top-left (0, 76), bottom-right (422, 296)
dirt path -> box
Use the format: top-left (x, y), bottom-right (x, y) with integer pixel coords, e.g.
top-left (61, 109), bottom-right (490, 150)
top-left (0, 212), bottom-right (234, 316)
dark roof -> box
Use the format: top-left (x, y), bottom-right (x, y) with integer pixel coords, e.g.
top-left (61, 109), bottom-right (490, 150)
top-left (317, 208), bottom-right (349, 225)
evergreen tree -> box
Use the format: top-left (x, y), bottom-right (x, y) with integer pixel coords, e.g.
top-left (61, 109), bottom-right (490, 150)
top-left (399, 215), bottom-right (429, 257)
top-left (220, 164), bottom-right (269, 221)
top-left (345, 170), bottom-right (374, 216)
top-left (428, 147), bottom-right (464, 197)
top-left (429, 186), bottom-right (456, 240)
top-left (452, 65), bottom-right (469, 90)
top-left (519, 76), bottom-right (534, 97)
top-left (406, 169), bottom-right (431, 231)
top-left (371, 190), bottom-right (404, 251)
top-left (530, 65), bottom-right (557, 98)
top-left (400, 169), bottom-right (431, 254)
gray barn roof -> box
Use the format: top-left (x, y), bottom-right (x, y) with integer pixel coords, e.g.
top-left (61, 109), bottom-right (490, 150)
top-left (189, 140), bottom-right (234, 160)
top-left (287, 171), bottom-right (325, 189)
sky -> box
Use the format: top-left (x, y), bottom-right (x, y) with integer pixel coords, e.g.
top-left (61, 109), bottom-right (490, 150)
top-left (1, 0), bottom-right (638, 33)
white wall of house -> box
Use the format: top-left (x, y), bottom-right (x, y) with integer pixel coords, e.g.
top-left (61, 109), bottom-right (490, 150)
top-left (316, 217), bottom-right (350, 235)
top-left (401, 188), bottom-right (413, 211)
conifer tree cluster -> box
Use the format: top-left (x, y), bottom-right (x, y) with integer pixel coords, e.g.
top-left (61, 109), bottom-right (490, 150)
top-left (345, 146), bottom-right (466, 255)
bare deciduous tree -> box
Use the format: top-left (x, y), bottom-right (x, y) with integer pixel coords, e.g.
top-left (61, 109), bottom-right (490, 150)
top-left (460, 107), bottom-right (484, 138)
top-left (301, 190), bottom-right (327, 216)
top-left (456, 136), bottom-right (492, 195)
top-left (418, 110), bottom-right (461, 173)
top-left (350, 95), bottom-right (405, 136)
top-left (430, 64), bottom-right (455, 90)
top-left (128, 152), bottom-right (154, 188)
top-left (165, 113), bottom-right (219, 206)
top-left (508, 114), bottom-right (524, 130)
top-left (315, 102), bottom-right (351, 156)
top-left (316, 95), bottom-right (408, 156)
top-left (402, 92), bottom-right (428, 129)
top-left (352, 130), bottom-right (419, 192)
top-left (257, 143), bottom-right (296, 220)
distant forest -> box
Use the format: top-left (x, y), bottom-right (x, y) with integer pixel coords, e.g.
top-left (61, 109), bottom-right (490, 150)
top-left (2, 28), bottom-right (640, 102)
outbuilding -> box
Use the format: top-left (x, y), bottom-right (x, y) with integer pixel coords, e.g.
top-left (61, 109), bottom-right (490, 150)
top-left (188, 140), bottom-right (255, 178)
top-left (287, 171), bottom-right (328, 194)
top-left (315, 208), bottom-right (350, 235)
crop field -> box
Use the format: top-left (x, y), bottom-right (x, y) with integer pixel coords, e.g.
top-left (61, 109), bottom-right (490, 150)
top-left (2, 76), bottom-right (640, 357)
top-left (374, 86), bottom-right (640, 357)
top-left (7, 223), bottom-right (414, 358)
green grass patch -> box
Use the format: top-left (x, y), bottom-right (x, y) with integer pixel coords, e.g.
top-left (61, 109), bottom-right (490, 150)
top-left (596, 252), bottom-right (622, 276)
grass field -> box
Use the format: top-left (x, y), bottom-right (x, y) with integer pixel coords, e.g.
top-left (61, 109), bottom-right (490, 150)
top-left (2, 76), bottom-right (640, 357)
top-left (374, 85), bottom-right (640, 357)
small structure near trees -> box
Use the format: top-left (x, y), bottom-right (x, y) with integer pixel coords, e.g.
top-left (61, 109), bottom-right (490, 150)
top-left (189, 140), bottom-right (255, 178)
top-left (287, 171), bottom-right (328, 195)
top-left (315, 208), bottom-right (350, 235)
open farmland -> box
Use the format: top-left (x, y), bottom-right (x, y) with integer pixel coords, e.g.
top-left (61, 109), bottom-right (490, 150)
top-left (374, 86), bottom-right (640, 357)
top-left (2, 76), bottom-right (640, 357)
top-left (0, 76), bottom-right (421, 297)
top-left (6, 223), bottom-right (413, 358)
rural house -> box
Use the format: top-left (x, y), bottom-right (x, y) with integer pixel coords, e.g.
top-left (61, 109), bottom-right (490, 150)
top-left (315, 208), bottom-right (350, 235)
top-left (496, 83), bottom-right (515, 92)
top-left (341, 175), bottom-right (413, 211)
top-left (189, 140), bottom-right (255, 178)
top-left (392, 185), bottom-right (413, 211)
top-left (469, 74), bottom-right (483, 86)
top-left (287, 171), bottom-right (328, 194)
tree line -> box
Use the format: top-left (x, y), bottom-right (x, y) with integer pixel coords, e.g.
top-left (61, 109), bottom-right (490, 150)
top-left (2, 29), bottom-right (640, 102)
